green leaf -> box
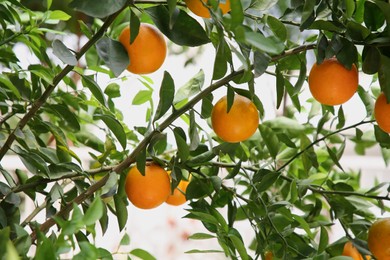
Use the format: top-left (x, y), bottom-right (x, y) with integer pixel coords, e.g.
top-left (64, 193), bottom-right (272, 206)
top-left (48, 10), bottom-right (71, 21)
top-left (275, 66), bottom-right (284, 109)
top-left (230, 0), bottom-right (244, 28)
top-left (326, 145), bottom-right (344, 172)
top-left (129, 9), bottom-right (141, 44)
top-left (120, 233), bottom-right (130, 246)
top-left (185, 249), bottom-right (224, 254)
top-left (189, 110), bottom-right (200, 151)
top-left (52, 39), bottom-right (77, 66)
top-left (318, 226), bottom-right (329, 253)
top-left (0, 74), bottom-right (21, 99)
top-left (173, 70), bottom-right (204, 105)
top-left (362, 46), bottom-right (381, 75)
top-left (94, 114), bottom-right (127, 150)
top-left (253, 51), bottom-right (270, 78)
top-left (267, 15), bottom-right (287, 41)
top-left (379, 54), bottom-right (390, 98)
top-left (300, 0), bottom-right (316, 29)
top-left (130, 248), bottom-right (156, 260)
top-left (132, 90), bottom-right (153, 105)
top-left (69, 0), bottom-right (127, 18)
top-left (244, 32), bottom-right (285, 55)
top-left (96, 37), bottom-right (129, 77)
top-left (153, 71), bottom-right (175, 122)
top-left (259, 124), bottom-right (279, 159)
top-left (366, 0), bottom-right (390, 30)
top-left (35, 237), bottom-right (56, 260)
top-left (81, 75), bottom-right (107, 107)
top-left (186, 178), bottom-right (213, 199)
top-left (212, 38), bottom-right (228, 80)
top-left (188, 233), bottom-right (216, 240)
top-left (253, 169), bottom-right (278, 192)
top-left (228, 233), bottom-right (248, 260)
top-left (49, 104), bottom-right (81, 131)
top-left (83, 197), bottom-right (104, 226)
top-left (173, 127), bottom-right (190, 161)
top-left (136, 148), bottom-right (146, 176)
top-left (145, 6), bottom-right (210, 46)
top-left (113, 193), bottom-right (128, 231)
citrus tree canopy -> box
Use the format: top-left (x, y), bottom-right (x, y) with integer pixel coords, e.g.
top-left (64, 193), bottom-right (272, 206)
top-left (0, 0), bottom-right (390, 259)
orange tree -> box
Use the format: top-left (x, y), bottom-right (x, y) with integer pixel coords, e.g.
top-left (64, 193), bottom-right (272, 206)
top-left (0, 0), bottom-right (390, 259)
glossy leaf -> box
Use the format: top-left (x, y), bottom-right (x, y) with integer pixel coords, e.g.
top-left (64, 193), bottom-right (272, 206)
top-left (69, 0), bottom-right (127, 18)
top-left (145, 6), bottom-right (210, 46)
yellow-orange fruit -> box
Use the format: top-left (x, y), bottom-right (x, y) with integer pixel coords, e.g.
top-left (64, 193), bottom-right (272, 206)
top-left (308, 58), bottom-right (358, 105)
top-left (119, 23), bottom-right (167, 74)
top-left (184, 0), bottom-right (231, 18)
top-left (374, 92), bottom-right (390, 133)
top-left (125, 164), bottom-right (170, 209)
top-left (368, 218), bottom-right (390, 260)
top-left (211, 95), bottom-right (259, 143)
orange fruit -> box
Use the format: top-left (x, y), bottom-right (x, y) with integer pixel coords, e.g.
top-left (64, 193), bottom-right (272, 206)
top-left (184, 0), bottom-right (231, 18)
top-left (368, 218), bottom-right (390, 260)
top-left (308, 58), bottom-right (358, 106)
top-left (374, 92), bottom-right (390, 133)
top-left (165, 172), bottom-right (190, 206)
top-left (342, 241), bottom-right (364, 260)
top-left (211, 94), bottom-right (259, 143)
top-left (125, 163), bottom-right (170, 209)
top-left (264, 251), bottom-right (273, 260)
top-left (118, 23), bottom-right (167, 74)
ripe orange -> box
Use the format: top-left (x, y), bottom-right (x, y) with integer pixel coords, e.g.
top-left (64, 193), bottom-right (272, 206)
top-left (264, 251), bottom-right (273, 260)
top-left (308, 58), bottom-right (358, 106)
top-left (342, 241), bottom-right (364, 260)
top-left (374, 92), bottom-right (390, 133)
top-left (118, 23), bottom-right (167, 74)
top-left (211, 95), bottom-right (259, 143)
top-left (184, 0), bottom-right (231, 18)
top-left (125, 163), bottom-right (170, 209)
top-left (368, 218), bottom-right (390, 260)
top-left (165, 172), bottom-right (190, 206)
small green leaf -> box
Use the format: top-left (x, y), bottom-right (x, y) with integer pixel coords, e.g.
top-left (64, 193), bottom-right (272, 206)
top-left (94, 114), bottom-right (127, 150)
top-left (0, 74), bottom-right (21, 99)
top-left (96, 37), bottom-right (129, 77)
top-left (188, 233), bottom-right (216, 240)
top-left (69, 0), bottom-right (128, 18)
top-left (132, 90), bottom-right (153, 105)
top-left (153, 71), bottom-right (175, 122)
top-left (275, 66), bottom-right (284, 109)
top-left (230, 0), bottom-right (244, 28)
top-left (52, 39), bottom-right (77, 66)
top-left (173, 127), bottom-right (189, 161)
top-left (130, 248), bottom-right (156, 260)
top-left (81, 75), bottom-right (107, 107)
top-left (129, 9), bottom-right (140, 44)
top-left (48, 10), bottom-right (71, 21)
top-left (253, 51), bottom-right (270, 77)
top-left (83, 197), bottom-right (104, 226)
top-left (318, 226), bottom-right (329, 253)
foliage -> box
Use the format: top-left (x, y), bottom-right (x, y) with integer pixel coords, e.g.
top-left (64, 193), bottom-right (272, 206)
top-left (0, 0), bottom-right (389, 259)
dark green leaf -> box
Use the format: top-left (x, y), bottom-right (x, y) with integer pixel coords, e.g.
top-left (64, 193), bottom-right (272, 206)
top-left (145, 6), bottom-right (210, 46)
top-left (213, 38), bottom-right (228, 80)
top-left (362, 46), bottom-right (380, 75)
top-left (189, 110), bottom-right (200, 151)
top-left (379, 54), bottom-right (390, 99)
top-left (173, 127), bottom-right (189, 161)
top-left (136, 148), bottom-right (146, 176)
top-left (228, 233), bottom-right (248, 260)
top-left (154, 71), bottom-right (175, 122)
top-left (81, 75), bottom-right (107, 107)
top-left (129, 9), bottom-right (140, 44)
top-left (230, 0), bottom-right (244, 28)
top-left (113, 193), bottom-right (128, 231)
top-left (69, 0), bottom-right (127, 18)
top-left (267, 15), bottom-right (287, 41)
top-left (253, 51), bottom-right (270, 77)
top-left (49, 104), bottom-right (80, 131)
top-left (96, 37), bottom-right (129, 77)
top-left (186, 179), bottom-right (213, 199)
top-left (275, 66), bottom-right (284, 109)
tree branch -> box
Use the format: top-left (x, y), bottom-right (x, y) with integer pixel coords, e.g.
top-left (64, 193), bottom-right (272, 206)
top-left (28, 43), bottom-right (319, 242)
top-left (0, 7), bottom-right (126, 160)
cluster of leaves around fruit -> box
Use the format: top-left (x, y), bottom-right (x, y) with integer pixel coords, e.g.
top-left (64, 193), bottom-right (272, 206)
top-left (0, 0), bottom-right (390, 259)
